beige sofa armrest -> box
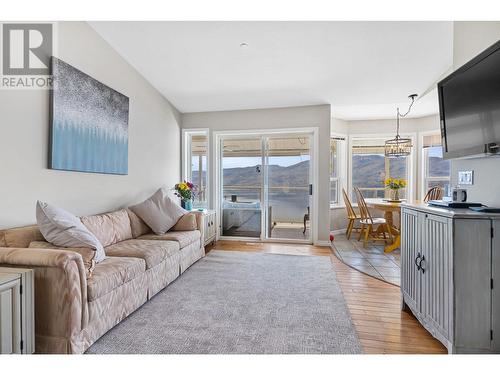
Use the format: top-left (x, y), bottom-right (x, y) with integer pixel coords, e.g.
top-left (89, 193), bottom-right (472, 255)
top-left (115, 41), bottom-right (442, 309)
top-left (0, 247), bottom-right (88, 353)
top-left (192, 211), bottom-right (205, 243)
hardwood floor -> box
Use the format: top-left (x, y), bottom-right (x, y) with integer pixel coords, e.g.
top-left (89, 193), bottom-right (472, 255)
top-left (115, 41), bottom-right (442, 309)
top-left (210, 240), bottom-right (447, 354)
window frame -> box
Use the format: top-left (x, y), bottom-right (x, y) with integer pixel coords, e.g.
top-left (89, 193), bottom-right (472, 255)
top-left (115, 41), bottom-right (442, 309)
top-left (348, 133), bottom-right (416, 203)
top-left (420, 130), bottom-right (451, 199)
top-left (182, 128), bottom-right (210, 208)
top-left (330, 133), bottom-right (347, 208)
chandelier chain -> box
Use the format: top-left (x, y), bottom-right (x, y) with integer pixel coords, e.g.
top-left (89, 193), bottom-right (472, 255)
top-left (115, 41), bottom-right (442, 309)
top-left (385, 94), bottom-right (417, 158)
top-left (396, 95), bottom-right (416, 137)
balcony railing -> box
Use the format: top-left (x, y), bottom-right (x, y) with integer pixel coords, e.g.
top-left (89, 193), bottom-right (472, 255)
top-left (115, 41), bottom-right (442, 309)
top-left (355, 187), bottom-right (387, 198)
top-left (352, 187), bottom-right (409, 202)
top-left (222, 185), bottom-right (309, 223)
top-left (223, 185), bottom-right (308, 191)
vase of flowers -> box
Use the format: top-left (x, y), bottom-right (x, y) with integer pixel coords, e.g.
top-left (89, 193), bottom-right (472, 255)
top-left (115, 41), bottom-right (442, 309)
top-left (384, 177), bottom-right (406, 201)
top-left (174, 181), bottom-right (196, 210)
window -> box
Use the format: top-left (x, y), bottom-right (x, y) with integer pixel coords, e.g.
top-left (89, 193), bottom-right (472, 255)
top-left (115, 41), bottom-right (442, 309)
top-left (330, 137), bottom-right (345, 205)
top-left (183, 130), bottom-right (208, 208)
top-left (351, 137), bottom-right (411, 201)
top-left (422, 133), bottom-right (451, 197)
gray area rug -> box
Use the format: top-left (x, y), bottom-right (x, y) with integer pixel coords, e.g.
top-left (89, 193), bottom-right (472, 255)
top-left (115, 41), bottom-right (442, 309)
top-left (86, 250), bottom-right (361, 354)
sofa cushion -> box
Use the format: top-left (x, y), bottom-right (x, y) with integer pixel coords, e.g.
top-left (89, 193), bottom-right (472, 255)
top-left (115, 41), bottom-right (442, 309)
top-left (130, 188), bottom-right (186, 235)
top-left (126, 208), bottom-right (151, 238)
top-left (139, 230), bottom-right (201, 248)
top-left (172, 213), bottom-right (197, 231)
top-left (29, 240), bottom-right (96, 278)
top-left (0, 225), bottom-right (44, 248)
top-left (81, 209), bottom-right (133, 248)
top-left (87, 256), bottom-right (146, 301)
top-left (104, 239), bottom-right (179, 269)
top-left (36, 201), bottom-right (105, 262)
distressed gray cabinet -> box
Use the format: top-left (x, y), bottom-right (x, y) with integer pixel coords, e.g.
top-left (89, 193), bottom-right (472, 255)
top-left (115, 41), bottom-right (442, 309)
top-left (204, 210), bottom-right (217, 246)
top-left (401, 203), bottom-right (500, 353)
top-left (193, 209), bottom-right (216, 246)
top-left (0, 268), bottom-right (34, 354)
top-left (0, 273), bottom-right (21, 354)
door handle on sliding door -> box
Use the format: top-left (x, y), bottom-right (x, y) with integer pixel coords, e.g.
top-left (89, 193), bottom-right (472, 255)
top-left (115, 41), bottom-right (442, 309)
top-left (309, 184), bottom-right (313, 195)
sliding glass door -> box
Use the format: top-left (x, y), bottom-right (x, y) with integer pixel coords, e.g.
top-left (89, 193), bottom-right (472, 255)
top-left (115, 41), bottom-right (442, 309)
top-left (221, 137), bottom-right (263, 238)
top-left (264, 135), bottom-right (311, 241)
top-left (220, 132), bottom-right (313, 243)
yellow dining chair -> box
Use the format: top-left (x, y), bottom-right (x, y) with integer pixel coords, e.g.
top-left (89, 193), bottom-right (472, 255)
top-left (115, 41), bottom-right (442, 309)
top-left (342, 188), bottom-right (360, 239)
top-left (354, 187), bottom-right (393, 248)
top-left (423, 186), bottom-right (444, 202)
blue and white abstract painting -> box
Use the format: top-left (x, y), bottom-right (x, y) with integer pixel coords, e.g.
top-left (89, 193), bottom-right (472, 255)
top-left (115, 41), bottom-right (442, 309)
top-left (50, 57), bottom-right (129, 175)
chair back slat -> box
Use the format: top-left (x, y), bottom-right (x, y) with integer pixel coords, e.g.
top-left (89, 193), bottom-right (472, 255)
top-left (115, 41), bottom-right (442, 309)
top-left (354, 187), bottom-right (373, 224)
top-left (424, 186), bottom-right (444, 202)
top-left (342, 188), bottom-right (357, 219)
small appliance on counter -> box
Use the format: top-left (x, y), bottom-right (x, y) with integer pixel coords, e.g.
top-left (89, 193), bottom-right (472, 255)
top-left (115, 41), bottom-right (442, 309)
top-left (452, 187), bottom-right (467, 202)
top-left (427, 200), bottom-right (483, 208)
top-left (428, 186), bottom-right (482, 208)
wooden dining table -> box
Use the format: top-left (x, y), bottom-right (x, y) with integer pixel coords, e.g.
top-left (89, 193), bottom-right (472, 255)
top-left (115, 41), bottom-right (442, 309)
top-left (364, 198), bottom-right (403, 253)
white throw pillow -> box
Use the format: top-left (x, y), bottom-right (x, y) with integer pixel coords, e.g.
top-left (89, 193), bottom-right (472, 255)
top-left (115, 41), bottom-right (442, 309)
top-left (36, 201), bottom-right (105, 262)
top-left (130, 188), bottom-right (187, 235)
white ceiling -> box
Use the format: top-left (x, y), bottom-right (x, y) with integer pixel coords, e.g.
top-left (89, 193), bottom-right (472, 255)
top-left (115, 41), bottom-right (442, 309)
top-left (90, 21), bottom-right (454, 120)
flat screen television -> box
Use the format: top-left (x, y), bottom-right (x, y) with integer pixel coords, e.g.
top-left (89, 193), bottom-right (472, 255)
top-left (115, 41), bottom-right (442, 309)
top-left (438, 39), bottom-right (500, 159)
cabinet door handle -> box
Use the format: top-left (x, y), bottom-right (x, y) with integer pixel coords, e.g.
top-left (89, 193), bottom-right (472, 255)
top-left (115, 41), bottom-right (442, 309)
top-left (415, 252), bottom-right (422, 271)
top-left (420, 255), bottom-right (426, 274)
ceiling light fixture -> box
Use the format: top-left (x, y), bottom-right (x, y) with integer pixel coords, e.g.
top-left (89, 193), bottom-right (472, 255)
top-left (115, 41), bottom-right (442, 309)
top-left (385, 94), bottom-right (418, 158)
top-left (239, 42), bottom-right (248, 48)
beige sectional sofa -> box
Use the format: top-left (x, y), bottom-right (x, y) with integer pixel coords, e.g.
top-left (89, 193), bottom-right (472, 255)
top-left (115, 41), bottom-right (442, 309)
top-left (0, 208), bottom-right (205, 354)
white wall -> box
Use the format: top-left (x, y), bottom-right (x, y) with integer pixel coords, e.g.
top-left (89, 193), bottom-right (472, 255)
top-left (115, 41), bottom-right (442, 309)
top-left (331, 117), bottom-right (349, 134)
top-left (330, 114), bottom-right (441, 231)
top-left (343, 115), bottom-right (439, 135)
top-left (182, 104), bottom-right (331, 243)
top-left (0, 22), bottom-right (182, 228)
top-left (450, 21), bottom-right (500, 206)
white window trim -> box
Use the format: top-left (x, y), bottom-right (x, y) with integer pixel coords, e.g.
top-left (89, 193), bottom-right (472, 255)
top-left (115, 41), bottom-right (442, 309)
top-left (181, 128), bottom-right (210, 208)
top-left (213, 127), bottom-right (320, 245)
top-left (419, 130), bottom-right (451, 199)
top-left (330, 133), bottom-right (347, 208)
top-left (348, 132), bottom-right (417, 203)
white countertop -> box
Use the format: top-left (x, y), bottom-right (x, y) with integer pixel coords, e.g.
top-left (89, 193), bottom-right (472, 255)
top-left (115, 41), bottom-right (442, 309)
top-left (402, 202), bottom-right (500, 219)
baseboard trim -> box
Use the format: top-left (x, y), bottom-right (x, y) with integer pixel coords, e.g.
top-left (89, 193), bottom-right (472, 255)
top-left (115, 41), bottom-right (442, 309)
top-left (314, 230), bottom-right (347, 247)
top-left (314, 240), bottom-right (332, 247)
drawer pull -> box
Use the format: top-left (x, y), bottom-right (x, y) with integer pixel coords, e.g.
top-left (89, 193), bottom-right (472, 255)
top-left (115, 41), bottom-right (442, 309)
top-left (415, 252), bottom-right (422, 271)
top-left (420, 255), bottom-right (426, 274)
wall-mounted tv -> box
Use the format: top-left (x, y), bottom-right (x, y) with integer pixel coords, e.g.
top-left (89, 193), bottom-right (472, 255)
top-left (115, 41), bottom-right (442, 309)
top-left (438, 39), bottom-right (500, 159)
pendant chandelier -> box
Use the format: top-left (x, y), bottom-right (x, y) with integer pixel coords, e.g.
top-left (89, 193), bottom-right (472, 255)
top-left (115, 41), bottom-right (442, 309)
top-left (385, 94), bottom-right (418, 157)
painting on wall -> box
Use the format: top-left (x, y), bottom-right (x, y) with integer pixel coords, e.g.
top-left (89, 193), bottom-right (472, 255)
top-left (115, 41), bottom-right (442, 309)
top-left (49, 57), bottom-right (129, 175)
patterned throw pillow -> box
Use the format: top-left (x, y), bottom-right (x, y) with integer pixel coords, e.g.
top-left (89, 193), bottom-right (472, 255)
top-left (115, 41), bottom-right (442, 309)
top-left (36, 201), bottom-right (105, 262)
top-left (172, 213), bottom-right (198, 231)
top-left (130, 188), bottom-right (187, 235)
